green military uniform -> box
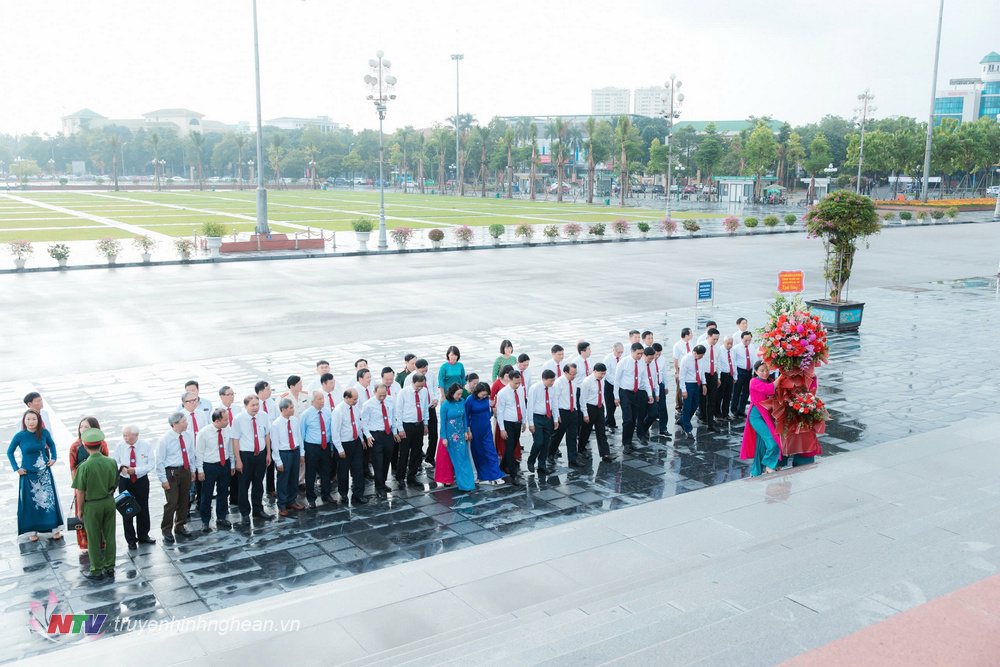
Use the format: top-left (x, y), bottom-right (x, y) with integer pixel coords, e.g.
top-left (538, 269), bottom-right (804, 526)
top-left (71, 428), bottom-right (119, 574)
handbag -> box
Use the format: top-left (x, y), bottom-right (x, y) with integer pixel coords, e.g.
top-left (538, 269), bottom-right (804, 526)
top-left (67, 497), bottom-right (84, 532)
top-left (115, 491), bottom-right (141, 519)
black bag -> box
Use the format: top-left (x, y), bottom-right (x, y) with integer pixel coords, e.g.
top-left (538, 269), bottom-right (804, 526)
top-left (115, 491), bottom-right (140, 519)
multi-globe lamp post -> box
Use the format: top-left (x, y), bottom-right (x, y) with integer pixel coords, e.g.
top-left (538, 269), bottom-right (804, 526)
top-left (660, 74), bottom-right (684, 219)
top-left (365, 50), bottom-right (397, 252)
top-left (855, 89), bottom-right (875, 194)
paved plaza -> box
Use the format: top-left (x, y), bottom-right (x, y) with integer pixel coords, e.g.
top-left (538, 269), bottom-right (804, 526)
top-left (1, 225), bottom-right (998, 663)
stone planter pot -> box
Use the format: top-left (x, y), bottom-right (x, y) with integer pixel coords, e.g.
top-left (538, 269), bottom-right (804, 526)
top-left (430, 240), bottom-right (442, 249)
top-left (460, 239), bottom-right (470, 248)
top-left (141, 253), bottom-right (152, 263)
top-left (491, 237), bottom-right (502, 247)
top-left (746, 226), bottom-right (758, 234)
top-left (57, 258), bottom-right (67, 268)
top-left (686, 231), bottom-right (696, 237)
top-left (615, 233), bottom-right (628, 241)
top-left (180, 252), bottom-right (191, 262)
top-left (765, 226), bottom-right (777, 233)
top-left (568, 234), bottom-right (579, 243)
top-left (546, 236), bottom-right (557, 243)
top-left (640, 231), bottom-right (648, 239)
top-left (14, 259), bottom-right (26, 270)
top-left (806, 299), bottom-right (865, 333)
top-left (206, 236), bottom-right (223, 258)
top-left (785, 225), bottom-right (795, 232)
top-left (395, 242), bottom-right (407, 251)
top-left (355, 231), bottom-right (371, 252)
top-left (106, 255), bottom-right (117, 265)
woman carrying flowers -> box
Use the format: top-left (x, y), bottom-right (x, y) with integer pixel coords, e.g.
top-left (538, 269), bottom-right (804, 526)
top-left (740, 361), bottom-right (782, 476)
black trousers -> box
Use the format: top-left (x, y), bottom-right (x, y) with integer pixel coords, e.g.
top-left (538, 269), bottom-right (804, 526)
top-left (229, 466), bottom-right (241, 505)
top-left (579, 404), bottom-right (609, 457)
top-left (732, 368), bottom-right (753, 416)
top-left (619, 389), bottom-right (647, 447)
top-left (398, 422), bottom-right (425, 480)
top-left (338, 438), bottom-right (365, 498)
top-left (700, 373), bottom-right (719, 428)
top-left (718, 372), bottom-right (734, 417)
top-left (304, 442), bottom-right (333, 501)
top-left (370, 432), bottom-right (395, 492)
top-left (604, 382), bottom-right (618, 428)
top-left (528, 414), bottom-right (554, 467)
top-left (199, 461), bottom-right (231, 522)
top-left (639, 391), bottom-right (658, 439)
top-left (238, 450), bottom-right (267, 517)
top-left (424, 407), bottom-right (439, 464)
top-left (118, 475), bottom-right (150, 543)
top-left (265, 459), bottom-right (276, 494)
top-left (550, 408), bottom-right (579, 463)
top-left (501, 420), bottom-right (522, 476)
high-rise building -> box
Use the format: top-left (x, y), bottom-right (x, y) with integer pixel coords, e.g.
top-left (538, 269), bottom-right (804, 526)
top-left (591, 87), bottom-right (630, 116)
top-left (932, 51), bottom-right (1000, 125)
top-left (633, 87), bottom-right (665, 117)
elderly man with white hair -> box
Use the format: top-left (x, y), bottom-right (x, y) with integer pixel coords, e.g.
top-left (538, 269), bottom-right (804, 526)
top-left (113, 424), bottom-right (156, 550)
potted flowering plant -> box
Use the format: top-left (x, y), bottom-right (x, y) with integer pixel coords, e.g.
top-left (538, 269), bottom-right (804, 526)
top-left (514, 222), bottom-right (534, 243)
top-left (783, 214), bottom-right (798, 230)
top-left (682, 219), bottom-right (700, 236)
top-left (563, 222), bottom-right (582, 242)
top-left (588, 222), bottom-right (606, 238)
top-left (351, 218), bottom-right (374, 251)
top-left (722, 216), bottom-right (741, 236)
top-left (489, 223), bottom-right (505, 246)
top-left (880, 211), bottom-right (896, 225)
top-left (453, 225), bottom-right (474, 248)
top-left (762, 214), bottom-right (780, 232)
top-left (543, 224), bottom-right (559, 242)
top-left (428, 228), bottom-right (445, 249)
top-left (48, 243), bottom-right (71, 268)
top-left (660, 217), bottom-right (677, 237)
top-left (96, 237), bottom-right (122, 265)
top-left (132, 235), bottom-right (158, 262)
top-left (203, 221), bottom-right (228, 257)
top-left (175, 238), bottom-right (195, 260)
top-left (612, 218), bottom-right (630, 239)
top-left (7, 240), bottom-right (33, 269)
top-left (916, 210), bottom-right (930, 223)
top-left (390, 226), bottom-right (414, 250)
top-left (637, 221), bottom-right (650, 238)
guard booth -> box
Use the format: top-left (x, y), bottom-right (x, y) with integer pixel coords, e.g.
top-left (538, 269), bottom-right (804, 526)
top-left (713, 176), bottom-right (776, 202)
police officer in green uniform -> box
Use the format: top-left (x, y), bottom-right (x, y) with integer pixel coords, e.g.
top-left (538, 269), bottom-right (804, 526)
top-left (71, 428), bottom-right (119, 581)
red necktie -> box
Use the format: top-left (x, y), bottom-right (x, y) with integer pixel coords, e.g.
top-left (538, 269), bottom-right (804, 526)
top-left (633, 360), bottom-right (639, 392)
top-left (318, 412), bottom-right (328, 450)
top-left (556, 363), bottom-right (562, 377)
top-left (129, 445), bottom-right (137, 482)
top-left (328, 393), bottom-right (334, 409)
top-left (179, 434), bottom-right (190, 470)
top-left (262, 400), bottom-right (269, 415)
top-left (251, 417), bottom-right (259, 454)
top-left (545, 387), bottom-right (552, 418)
top-left (381, 401), bottom-right (391, 434)
top-left (647, 365), bottom-right (654, 395)
top-left (568, 380), bottom-right (574, 411)
top-left (745, 345), bottom-right (751, 371)
top-left (190, 412), bottom-right (198, 438)
top-left (710, 347), bottom-right (715, 374)
top-left (584, 360), bottom-right (590, 376)
top-left (686, 342), bottom-right (690, 353)
top-left (287, 420), bottom-right (295, 449)
top-left (350, 407), bottom-right (358, 439)
top-left (728, 351), bottom-right (734, 377)
top-left (515, 388), bottom-right (523, 421)
top-left (597, 379), bottom-right (603, 408)
top-left (415, 391), bottom-right (423, 422)
top-left (695, 359), bottom-right (702, 386)
top-left (227, 407), bottom-right (233, 426)
top-left (217, 430), bottom-right (226, 465)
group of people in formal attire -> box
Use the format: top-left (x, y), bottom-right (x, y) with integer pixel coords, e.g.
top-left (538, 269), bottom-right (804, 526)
top-left (8, 318), bottom-right (781, 579)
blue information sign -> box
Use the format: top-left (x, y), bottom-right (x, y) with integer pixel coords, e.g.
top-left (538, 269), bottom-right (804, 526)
top-left (697, 279), bottom-right (714, 302)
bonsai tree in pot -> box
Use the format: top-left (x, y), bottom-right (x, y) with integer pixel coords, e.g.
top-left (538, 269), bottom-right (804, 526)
top-left (611, 218), bottom-right (630, 239)
top-left (48, 243), bottom-right (71, 268)
top-left (132, 235), bottom-right (158, 262)
top-left (96, 237), bottom-right (122, 265)
top-left (543, 224), bottom-right (559, 242)
top-left (514, 222), bottom-right (534, 244)
top-left (637, 221), bottom-right (650, 238)
top-left (7, 240), bottom-right (33, 269)
top-left (762, 214), bottom-right (779, 232)
top-left (453, 225), bottom-right (474, 248)
top-left (428, 228), bottom-right (445, 249)
top-left (489, 223), bottom-right (506, 246)
top-left (803, 189), bottom-right (881, 332)
top-left (783, 213), bottom-right (798, 230)
top-left (563, 222), bottom-right (582, 241)
top-left (743, 216), bottom-right (759, 232)
top-left (390, 226), bottom-right (414, 250)
top-left (351, 218), bottom-right (374, 251)
top-left (202, 221), bottom-right (228, 258)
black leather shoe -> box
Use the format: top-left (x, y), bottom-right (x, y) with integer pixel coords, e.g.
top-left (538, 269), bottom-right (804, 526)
top-left (103, 568), bottom-right (115, 578)
top-left (568, 460), bottom-right (585, 468)
top-left (339, 495), bottom-right (349, 503)
top-left (201, 524), bottom-right (212, 533)
top-left (216, 519), bottom-right (233, 529)
top-left (127, 541), bottom-right (138, 550)
top-left (351, 495), bottom-right (368, 505)
top-left (82, 570), bottom-right (104, 581)
top-left (252, 512), bottom-right (274, 521)
top-left (377, 491), bottom-right (388, 500)
top-left (601, 456), bottom-right (616, 463)
top-left (175, 527), bottom-right (192, 537)
top-left (527, 461), bottom-right (535, 473)
top-left (162, 533), bottom-right (175, 544)
top-left (138, 536), bottom-right (157, 545)
top-left (241, 514), bottom-right (251, 523)
top-left (406, 477), bottom-right (420, 487)
top-left (308, 501), bottom-right (317, 509)
top-left (321, 496), bottom-right (335, 503)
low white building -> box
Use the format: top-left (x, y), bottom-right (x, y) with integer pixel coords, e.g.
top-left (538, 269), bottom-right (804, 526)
top-left (264, 116), bottom-right (340, 133)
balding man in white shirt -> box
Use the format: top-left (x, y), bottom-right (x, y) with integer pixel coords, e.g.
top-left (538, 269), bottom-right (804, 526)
top-left (578, 363), bottom-right (612, 462)
top-left (195, 409), bottom-right (234, 532)
top-left (549, 363), bottom-right (584, 469)
top-left (361, 382), bottom-right (402, 499)
top-left (495, 371), bottom-right (528, 483)
top-left (231, 395), bottom-right (273, 524)
top-left (397, 373), bottom-right (431, 486)
top-left (730, 331), bottom-right (758, 419)
top-left (602, 343), bottom-right (624, 430)
top-left (332, 389), bottom-right (367, 505)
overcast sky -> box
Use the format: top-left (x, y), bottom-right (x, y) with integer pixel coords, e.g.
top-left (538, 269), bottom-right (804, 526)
top-left (1, 0), bottom-right (997, 136)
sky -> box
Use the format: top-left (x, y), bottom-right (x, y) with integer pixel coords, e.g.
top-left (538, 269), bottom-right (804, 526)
top-left (1, 0), bottom-right (998, 137)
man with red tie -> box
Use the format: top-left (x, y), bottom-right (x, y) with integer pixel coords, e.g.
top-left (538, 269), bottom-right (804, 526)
top-left (541, 345), bottom-right (565, 379)
top-left (332, 389), bottom-right (368, 504)
top-left (526, 369), bottom-right (559, 474)
top-left (113, 425), bottom-right (155, 549)
top-left (578, 363), bottom-right (612, 462)
top-left (699, 329), bottom-right (723, 431)
top-left (678, 346), bottom-right (707, 437)
top-left (397, 373), bottom-right (430, 487)
top-left (636, 347), bottom-right (659, 445)
top-left (181, 391), bottom-right (206, 508)
top-left (231, 396), bottom-right (273, 524)
top-left (301, 391), bottom-right (334, 508)
top-left (717, 336), bottom-right (736, 421)
top-left (195, 409), bottom-right (234, 532)
top-left (155, 412), bottom-right (197, 544)
top-left (495, 370), bottom-right (528, 483)
top-left (217, 386), bottom-right (238, 427)
top-left (23, 392), bottom-right (55, 456)
top-left (549, 363), bottom-right (583, 469)
top-left (361, 383), bottom-right (402, 500)
top-left (615, 342), bottom-right (654, 452)
top-left (271, 398), bottom-right (305, 516)
top-left (254, 380), bottom-right (279, 499)
top-left (602, 343), bottom-right (624, 430)
top-left (672, 328), bottom-right (694, 415)
top-left (730, 331), bottom-right (757, 419)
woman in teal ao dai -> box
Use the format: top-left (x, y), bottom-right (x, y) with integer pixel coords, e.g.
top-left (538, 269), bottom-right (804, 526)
top-left (7, 409), bottom-right (63, 539)
top-left (439, 383), bottom-right (477, 490)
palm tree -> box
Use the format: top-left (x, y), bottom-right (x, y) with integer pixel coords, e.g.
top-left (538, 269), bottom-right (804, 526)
top-left (432, 126), bottom-right (450, 196)
top-left (395, 127), bottom-right (412, 193)
top-left (502, 129), bottom-right (515, 199)
top-left (553, 118), bottom-right (571, 202)
top-left (458, 130), bottom-right (467, 196)
top-left (515, 117), bottom-right (534, 147)
top-left (188, 131), bottom-right (206, 190)
top-left (414, 133), bottom-right (426, 194)
top-left (584, 117), bottom-right (599, 205)
top-left (145, 131), bottom-right (161, 190)
top-left (106, 134), bottom-right (121, 191)
top-left (528, 124), bottom-right (538, 201)
top-left (616, 115), bottom-right (632, 205)
top-left (268, 133), bottom-right (285, 189)
top-left (474, 126), bottom-right (493, 198)
top-left (234, 134), bottom-right (248, 189)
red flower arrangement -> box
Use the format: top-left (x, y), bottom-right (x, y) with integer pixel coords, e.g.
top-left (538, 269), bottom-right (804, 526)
top-left (757, 310), bottom-right (829, 373)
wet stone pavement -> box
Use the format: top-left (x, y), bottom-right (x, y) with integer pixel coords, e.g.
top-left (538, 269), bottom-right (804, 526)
top-left (1, 276), bottom-right (998, 661)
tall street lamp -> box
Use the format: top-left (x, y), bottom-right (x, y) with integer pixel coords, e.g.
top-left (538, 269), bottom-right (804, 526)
top-left (309, 159), bottom-right (317, 190)
top-left (248, 159), bottom-right (255, 184)
top-left (451, 53), bottom-right (463, 195)
top-left (252, 0), bottom-right (270, 234)
top-left (824, 163), bottom-right (838, 196)
top-left (660, 74), bottom-right (684, 219)
top-left (855, 89), bottom-right (875, 194)
top-left (920, 0), bottom-right (945, 202)
top-left (47, 158), bottom-right (55, 179)
top-left (365, 50), bottom-right (397, 252)
top-left (152, 158), bottom-right (160, 191)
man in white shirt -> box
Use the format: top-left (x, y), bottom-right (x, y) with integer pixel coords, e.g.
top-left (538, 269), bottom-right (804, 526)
top-left (516, 354), bottom-right (532, 392)
top-left (571, 341), bottom-right (594, 381)
top-left (307, 360), bottom-right (331, 393)
top-left (301, 390), bottom-right (334, 507)
top-left (271, 397), bottom-right (305, 516)
top-left (361, 383), bottom-right (402, 499)
top-left (628, 330), bottom-right (641, 346)
top-left (677, 346), bottom-right (707, 436)
top-left (602, 343), bottom-right (624, 430)
top-left (526, 369), bottom-right (559, 474)
top-left (380, 367), bottom-right (399, 408)
top-left (541, 345), bottom-right (565, 379)
top-left (696, 321), bottom-right (717, 345)
top-left (672, 328), bottom-right (694, 414)
top-left (616, 343), bottom-right (654, 451)
top-left (641, 330), bottom-right (655, 350)
top-left (217, 386), bottom-right (239, 427)
top-left (332, 389), bottom-right (367, 504)
top-left (549, 363), bottom-right (583, 469)
top-left (156, 412), bottom-right (196, 543)
top-left (405, 359), bottom-right (440, 467)
top-left (636, 347), bottom-right (659, 445)
top-left (717, 336), bottom-right (736, 421)
top-left (495, 370), bottom-right (528, 482)
top-left (285, 375), bottom-right (311, 416)
top-left (731, 331), bottom-right (757, 419)
top-left (354, 369), bottom-right (374, 406)
top-left (195, 408), bottom-right (234, 532)
top-left (397, 372), bottom-right (431, 486)
top-left (732, 318), bottom-right (749, 346)
top-left (179, 380), bottom-right (213, 418)
top-left (181, 391), bottom-right (207, 508)
top-left (231, 395), bottom-right (273, 523)
top-left (113, 425), bottom-right (156, 549)
top-left (320, 373), bottom-right (339, 411)
top-left (645, 343), bottom-right (671, 439)
top-left (578, 363), bottom-right (612, 462)
top-left (699, 329), bottom-right (723, 431)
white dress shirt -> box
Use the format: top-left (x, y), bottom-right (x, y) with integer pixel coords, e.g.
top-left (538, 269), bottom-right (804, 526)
top-left (282, 391), bottom-right (310, 417)
top-left (495, 384), bottom-right (528, 423)
top-left (257, 396), bottom-right (279, 422)
top-left (551, 375), bottom-right (579, 412)
top-left (195, 424), bottom-right (233, 472)
top-left (642, 359), bottom-right (659, 399)
top-left (615, 355), bottom-right (651, 399)
top-left (216, 402), bottom-right (241, 428)
top-left (580, 374), bottom-right (605, 408)
top-left (678, 352), bottom-right (706, 386)
top-left (353, 382), bottom-right (374, 408)
top-left (731, 342), bottom-right (759, 373)
top-left (732, 330), bottom-right (750, 346)
top-left (397, 384), bottom-right (431, 424)
top-left (571, 355), bottom-right (594, 379)
top-left (155, 429), bottom-right (196, 483)
top-left (518, 366), bottom-right (532, 392)
top-left (653, 357), bottom-right (667, 387)
top-left (702, 343), bottom-right (722, 375)
top-left (672, 339), bottom-right (693, 365)
top-left (271, 415), bottom-right (304, 456)
top-left (603, 352), bottom-right (623, 388)
top-left (383, 381), bottom-right (399, 409)
top-left (719, 347), bottom-right (735, 376)
top-left (112, 438), bottom-right (156, 479)
top-left (331, 402), bottom-right (362, 454)
top-left (320, 387), bottom-right (339, 412)
top-left (306, 375), bottom-right (326, 394)
top-left (230, 411), bottom-right (270, 453)
top-left (527, 382), bottom-right (558, 420)
top-left (182, 409), bottom-right (207, 452)
top-left (541, 358), bottom-right (564, 378)
top-left (360, 396), bottom-right (401, 438)
top-left (697, 332), bottom-right (710, 344)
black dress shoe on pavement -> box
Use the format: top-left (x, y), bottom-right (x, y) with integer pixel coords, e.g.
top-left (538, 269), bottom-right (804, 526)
top-left (537, 467), bottom-right (548, 474)
top-left (216, 519), bottom-right (232, 529)
top-left (201, 524), bottom-right (212, 533)
top-left (527, 461), bottom-right (535, 473)
top-left (82, 570), bottom-right (104, 581)
top-left (127, 541), bottom-right (138, 550)
top-left (406, 477), bottom-right (420, 487)
top-left (175, 527), bottom-right (192, 537)
top-left (340, 495), bottom-right (350, 503)
top-left (162, 533), bottom-right (175, 544)
top-left (568, 460), bottom-right (585, 468)
top-left (351, 495), bottom-right (368, 505)
top-left (103, 568), bottom-right (115, 578)
top-left (252, 512), bottom-right (274, 521)
top-left (138, 536), bottom-right (157, 544)
top-left (241, 514), bottom-right (251, 523)
top-left (308, 501), bottom-right (317, 509)
top-left (321, 496), bottom-right (335, 503)
top-left (377, 491), bottom-right (388, 500)
top-left (601, 456), bottom-right (616, 463)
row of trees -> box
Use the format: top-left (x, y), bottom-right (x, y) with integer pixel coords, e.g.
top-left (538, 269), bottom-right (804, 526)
top-left (2, 111), bottom-right (998, 197)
